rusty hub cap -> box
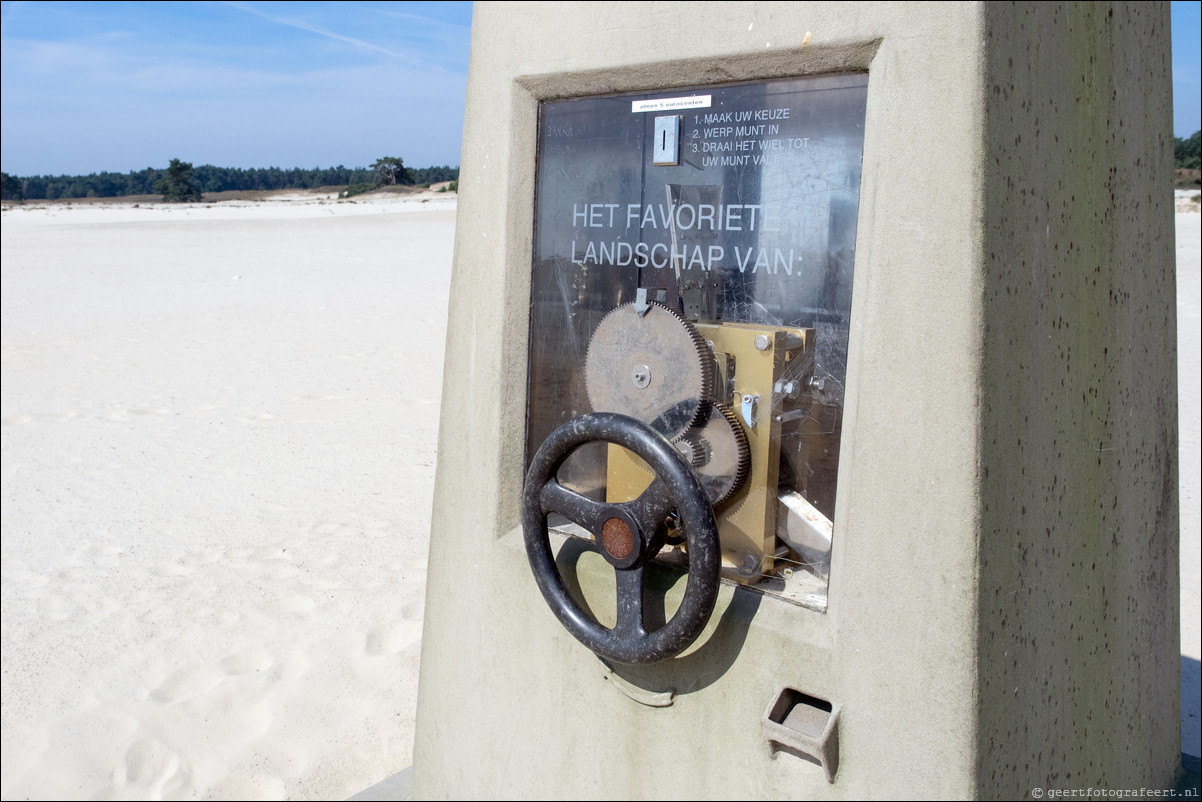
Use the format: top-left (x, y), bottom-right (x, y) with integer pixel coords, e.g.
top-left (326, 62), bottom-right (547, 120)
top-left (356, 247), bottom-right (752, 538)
top-left (600, 517), bottom-right (635, 560)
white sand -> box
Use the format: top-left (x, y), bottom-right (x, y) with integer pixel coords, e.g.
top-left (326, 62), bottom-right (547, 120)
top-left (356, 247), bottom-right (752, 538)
top-left (1, 194), bottom-right (1198, 800)
top-left (1176, 207), bottom-right (1202, 759)
top-left (1, 192), bottom-right (454, 800)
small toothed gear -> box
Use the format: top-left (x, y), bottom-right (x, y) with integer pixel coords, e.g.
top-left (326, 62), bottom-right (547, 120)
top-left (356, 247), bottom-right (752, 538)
top-left (672, 430), bottom-right (711, 468)
top-left (679, 402), bottom-right (750, 508)
top-left (584, 301), bottom-right (713, 441)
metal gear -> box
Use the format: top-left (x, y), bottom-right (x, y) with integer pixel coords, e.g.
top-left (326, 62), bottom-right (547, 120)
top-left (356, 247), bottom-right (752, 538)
top-left (584, 301), bottom-right (712, 440)
top-left (678, 402), bottom-right (750, 508)
top-left (672, 430), bottom-right (710, 467)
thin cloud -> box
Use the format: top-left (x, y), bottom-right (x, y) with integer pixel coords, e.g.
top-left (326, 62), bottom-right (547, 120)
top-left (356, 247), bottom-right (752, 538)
top-left (222, 1), bottom-right (432, 69)
top-left (373, 7), bottom-right (471, 46)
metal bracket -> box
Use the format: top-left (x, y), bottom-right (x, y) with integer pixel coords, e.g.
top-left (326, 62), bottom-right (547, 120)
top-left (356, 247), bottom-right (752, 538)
top-left (740, 393), bottom-right (759, 428)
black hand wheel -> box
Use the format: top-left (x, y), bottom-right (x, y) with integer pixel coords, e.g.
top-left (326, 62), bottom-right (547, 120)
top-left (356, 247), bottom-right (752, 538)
top-left (522, 412), bottom-right (720, 665)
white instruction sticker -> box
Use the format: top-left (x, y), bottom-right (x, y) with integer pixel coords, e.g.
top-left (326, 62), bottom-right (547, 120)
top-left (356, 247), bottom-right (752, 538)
top-left (632, 95), bottom-right (712, 113)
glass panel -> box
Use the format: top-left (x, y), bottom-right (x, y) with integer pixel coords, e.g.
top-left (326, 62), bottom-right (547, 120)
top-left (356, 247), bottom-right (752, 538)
top-left (526, 74), bottom-right (868, 606)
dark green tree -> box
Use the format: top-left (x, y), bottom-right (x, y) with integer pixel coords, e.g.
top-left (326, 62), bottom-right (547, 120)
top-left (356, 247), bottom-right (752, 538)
top-left (372, 156), bottom-right (410, 186)
top-left (1, 172), bottom-right (24, 201)
top-left (1176, 130), bottom-right (1201, 171)
top-left (408, 165), bottom-right (458, 185)
top-left (153, 158), bottom-right (203, 202)
top-left (7, 162), bottom-right (452, 200)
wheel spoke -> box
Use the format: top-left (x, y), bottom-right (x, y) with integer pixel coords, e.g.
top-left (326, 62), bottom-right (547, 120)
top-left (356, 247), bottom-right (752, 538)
top-left (627, 478), bottom-right (676, 533)
top-left (539, 481), bottom-right (606, 531)
top-left (614, 567), bottom-right (647, 639)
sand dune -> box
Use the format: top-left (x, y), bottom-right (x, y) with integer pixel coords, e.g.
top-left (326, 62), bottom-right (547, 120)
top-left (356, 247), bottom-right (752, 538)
top-left (1, 193), bottom-right (453, 800)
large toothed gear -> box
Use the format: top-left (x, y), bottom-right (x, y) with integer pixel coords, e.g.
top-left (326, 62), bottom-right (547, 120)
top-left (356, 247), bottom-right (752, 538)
top-left (680, 402), bottom-right (751, 509)
top-left (584, 301), bottom-right (713, 441)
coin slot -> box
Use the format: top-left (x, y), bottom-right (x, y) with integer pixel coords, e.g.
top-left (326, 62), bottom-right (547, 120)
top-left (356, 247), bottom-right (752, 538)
top-left (653, 114), bottom-right (680, 165)
top-left (761, 687), bottom-right (840, 782)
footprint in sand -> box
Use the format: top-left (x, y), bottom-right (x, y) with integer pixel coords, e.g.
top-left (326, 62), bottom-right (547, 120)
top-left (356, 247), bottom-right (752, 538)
top-left (275, 594), bottom-right (317, 615)
top-left (362, 517), bottom-right (389, 533)
top-left (364, 621), bottom-right (419, 656)
top-left (120, 736), bottom-right (181, 790)
top-left (92, 543), bottom-right (123, 567)
top-left (4, 567), bottom-right (50, 592)
top-left (43, 594), bottom-right (74, 622)
top-left (152, 560), bottom-right (196, 577)
top-left (83, 595), bottom-right (122, 618)
top-left (149, 663), bottom-right (226, 704)
top-left (208, 773), bottom-right (286, 799)
top-left (401, 596), bottom-right (425, 622)
top-left (253, 547), bottom-right (292, 562)
top-left (188, 548), bottom-right (223, 566)
top-left (220, 646), bottom-right (273, 675)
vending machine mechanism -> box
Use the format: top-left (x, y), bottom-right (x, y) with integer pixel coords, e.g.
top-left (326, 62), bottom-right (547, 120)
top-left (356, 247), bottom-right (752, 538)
top-left (522, 74), bottom-right (867, 664)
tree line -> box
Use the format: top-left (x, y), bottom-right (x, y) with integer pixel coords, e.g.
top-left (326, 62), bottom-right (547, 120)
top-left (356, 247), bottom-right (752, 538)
top-left (3, 133), bottom-right (1197, 203)
top-left (1, 160), bottom-right (458, 201)
top-left (1176, 130), bottom-right (1201, 171)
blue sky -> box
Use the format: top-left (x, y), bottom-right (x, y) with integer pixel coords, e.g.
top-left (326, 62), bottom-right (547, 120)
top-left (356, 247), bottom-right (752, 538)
top-left (1, 1), bottom-right (1199, 177)
top-left (0, 1), bottom-right (473, 175)
top-left (1172, 0), bottom-right (1201, 139)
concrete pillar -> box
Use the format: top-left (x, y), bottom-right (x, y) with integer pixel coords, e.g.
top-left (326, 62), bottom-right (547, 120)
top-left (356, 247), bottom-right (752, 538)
top-left (412, 3), bottom-right (1178, 797)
